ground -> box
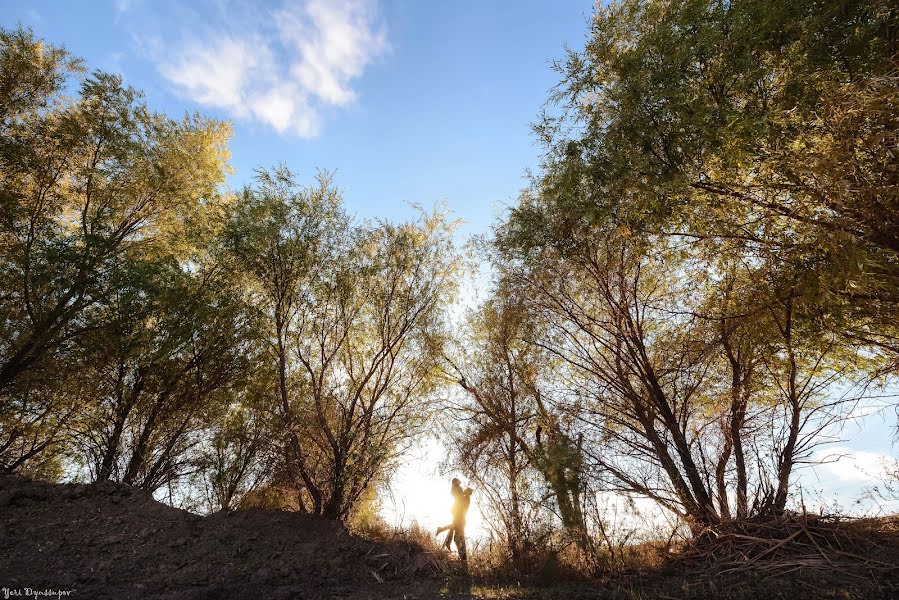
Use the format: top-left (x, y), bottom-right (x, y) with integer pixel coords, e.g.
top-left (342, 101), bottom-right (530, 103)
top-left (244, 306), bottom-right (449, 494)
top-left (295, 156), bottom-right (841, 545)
top-left (1, 476), bottom-right (897, 599)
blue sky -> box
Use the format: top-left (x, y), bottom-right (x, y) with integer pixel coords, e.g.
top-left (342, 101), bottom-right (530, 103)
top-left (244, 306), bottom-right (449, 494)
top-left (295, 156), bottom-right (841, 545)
top-left (5, 0), bottom-right (897, 526)
top-left (6, 0), bottom-right (596, 238)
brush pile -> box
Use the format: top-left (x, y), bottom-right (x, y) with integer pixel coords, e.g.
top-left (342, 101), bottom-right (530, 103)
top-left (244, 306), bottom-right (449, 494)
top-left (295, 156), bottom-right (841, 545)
top-left (676, 512), bottom-right (899, 580)
top-left (355, 537), bottom-right (447, 583)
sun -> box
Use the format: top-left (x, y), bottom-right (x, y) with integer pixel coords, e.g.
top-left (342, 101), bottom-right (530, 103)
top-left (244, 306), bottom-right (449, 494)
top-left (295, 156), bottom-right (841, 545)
top-left (381, 441), bottom-right (486, 542)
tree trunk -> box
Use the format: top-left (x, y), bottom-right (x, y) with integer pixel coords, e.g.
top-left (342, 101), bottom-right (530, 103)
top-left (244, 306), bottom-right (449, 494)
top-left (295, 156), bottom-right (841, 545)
top-left (774, 298), bottom-right (800, 512)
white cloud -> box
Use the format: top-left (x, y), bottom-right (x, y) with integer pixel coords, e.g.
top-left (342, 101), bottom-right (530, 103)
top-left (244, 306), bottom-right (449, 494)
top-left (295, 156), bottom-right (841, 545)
top-left (811, 447), bottom-right (893, 483)
top-left (249, 85), bottom-right (298, 132)
top-left (161, 37), bottom-right (260, 110)
top-left (153, 0), bottom-right (387, 137)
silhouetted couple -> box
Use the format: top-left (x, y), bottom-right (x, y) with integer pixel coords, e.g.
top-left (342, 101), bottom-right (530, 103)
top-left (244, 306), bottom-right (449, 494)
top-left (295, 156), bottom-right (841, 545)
top-left (436, 477), bottom-right (472, 561)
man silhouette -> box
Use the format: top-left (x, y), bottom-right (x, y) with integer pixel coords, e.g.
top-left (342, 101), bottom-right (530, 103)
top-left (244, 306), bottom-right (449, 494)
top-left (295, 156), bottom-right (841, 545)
top-left (436, 477), bottom-right (472, 561)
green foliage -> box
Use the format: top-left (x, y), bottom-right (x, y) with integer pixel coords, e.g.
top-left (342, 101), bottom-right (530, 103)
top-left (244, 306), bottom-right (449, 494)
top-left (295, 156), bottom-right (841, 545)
top-left (502, 0), bottom-right (898, 369)
top-left (224, 168), bottom-right (460, 519)
top-left (196, 384), bottom-right (275, 511)
top-left (0, 26), bottom-right (83, 124)
top-left (494, 0), bottom-right (896, 528)
top-left (0, 26), bottom-right (232, 402)
top-left (0, 26), bottom-right (238, 486)
top-left (0, 25), bottom-right (462, 522)
top-left (69, 253), bottom-right (253, 490)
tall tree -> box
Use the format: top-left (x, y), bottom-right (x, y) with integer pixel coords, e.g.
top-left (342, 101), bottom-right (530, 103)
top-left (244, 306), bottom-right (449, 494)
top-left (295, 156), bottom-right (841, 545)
top-left (494, 0), bottom-right (891, 529)
top-left (226, 169), bottom-right (459, 519)
top-left (0, 26), bottom-right (231, 400)
top-left (71, 256), bottom-right (251, 491)
top-left (498, 235), bottom-right (856, 528)
top-left (445, 291), bottom-right (546, 566)
top-left (523, 0), bottom-right (898, 370)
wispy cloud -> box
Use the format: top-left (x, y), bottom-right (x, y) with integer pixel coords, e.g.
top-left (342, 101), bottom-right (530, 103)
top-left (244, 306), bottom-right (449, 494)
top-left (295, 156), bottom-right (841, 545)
top-left (115, 0), bottom-right (134, 15)
top-left (811, 447), bottom-right (892, 483)
top-left (24, 8), bottom-right (42, 23)
top-left (152, 0), bottom-right (387, 137)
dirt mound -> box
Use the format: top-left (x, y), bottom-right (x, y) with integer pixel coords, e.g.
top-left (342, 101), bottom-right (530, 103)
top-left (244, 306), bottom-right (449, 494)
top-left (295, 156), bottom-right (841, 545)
top-left (0, 476), bottom-right (444, 599)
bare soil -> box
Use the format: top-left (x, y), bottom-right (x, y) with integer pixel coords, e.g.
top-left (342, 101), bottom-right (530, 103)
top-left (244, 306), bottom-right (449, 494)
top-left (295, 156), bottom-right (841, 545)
top-left (0, 475), bottom-right (445, 599)
top-left (1, 475), bottom-right (897, 599)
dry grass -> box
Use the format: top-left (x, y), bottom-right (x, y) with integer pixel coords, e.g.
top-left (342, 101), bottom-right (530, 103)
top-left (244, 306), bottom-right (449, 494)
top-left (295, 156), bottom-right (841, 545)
top-left (355, 513), bottom-right (899, 598)
top-left (348, 518), bottom-right (454, 582)
top-left (328, 509), bottom-right (899, 598)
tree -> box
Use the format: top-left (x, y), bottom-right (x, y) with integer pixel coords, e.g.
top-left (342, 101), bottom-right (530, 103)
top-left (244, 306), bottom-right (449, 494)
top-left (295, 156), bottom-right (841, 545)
top-left (444, 291), bottom-right (548, 566)
top-left (497, 225), bottom-right (862, 529)
top-left (195, 375), bottom-right (275, 512)
top-left (493, 0), bottom-right (889, 530)
top-left (70, 256), bottom-right (251, 491)
top-left (226, 169), bottom-right (459, 519)
top-left (0, 26), bottom-right (231, 400)
top-left (526, 0), bottom-right (898, 371)
top-left (0, 27), bottom-right (82, 127)
top-left (0, 370), bottom-right (78, 477)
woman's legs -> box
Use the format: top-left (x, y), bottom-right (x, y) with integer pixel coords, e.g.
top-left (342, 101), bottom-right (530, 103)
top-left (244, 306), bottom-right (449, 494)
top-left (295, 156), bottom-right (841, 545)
top-left (443, 527), bottom-right (455, 549)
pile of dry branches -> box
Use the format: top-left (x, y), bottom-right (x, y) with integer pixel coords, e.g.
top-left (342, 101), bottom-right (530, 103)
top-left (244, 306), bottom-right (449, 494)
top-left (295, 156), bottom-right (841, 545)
top-left (676, 512), bottom-right (899, 580)
top-left (359, 539), bottom-right (447, 583)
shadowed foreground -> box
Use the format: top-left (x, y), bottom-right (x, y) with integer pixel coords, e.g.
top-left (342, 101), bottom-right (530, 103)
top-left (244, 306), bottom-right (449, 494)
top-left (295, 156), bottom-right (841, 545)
top-left (0, 476), bottom-right (446, 599)
top-left (1, 475), bottom-right (897, 599)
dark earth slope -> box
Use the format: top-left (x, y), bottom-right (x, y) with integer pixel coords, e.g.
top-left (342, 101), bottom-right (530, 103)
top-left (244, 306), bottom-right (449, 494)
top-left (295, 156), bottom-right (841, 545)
top-left (0, 475), bottom-right (443, 599)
